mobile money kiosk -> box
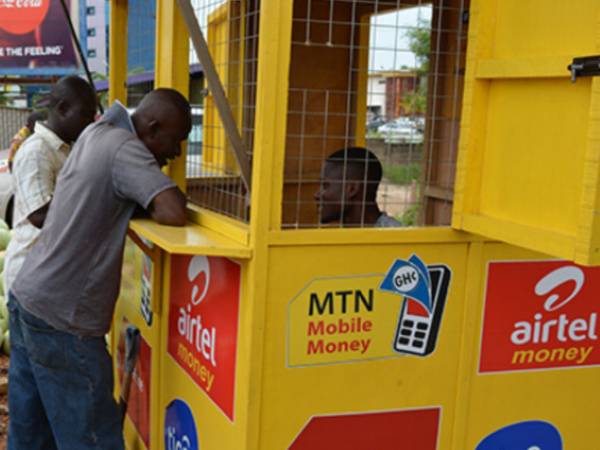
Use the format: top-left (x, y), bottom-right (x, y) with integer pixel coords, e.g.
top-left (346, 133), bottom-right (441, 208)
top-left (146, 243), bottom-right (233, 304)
top-left (109, 0), bottom-right (600, 448)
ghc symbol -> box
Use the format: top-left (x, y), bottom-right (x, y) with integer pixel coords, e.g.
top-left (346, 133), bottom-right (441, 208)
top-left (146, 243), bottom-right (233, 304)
top-left (393, 266), bottom-right (419, 291)
top-left (166, 427), bottom-right (191, 450)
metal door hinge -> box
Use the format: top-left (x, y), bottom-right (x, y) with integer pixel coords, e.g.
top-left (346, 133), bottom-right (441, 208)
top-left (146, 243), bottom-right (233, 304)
top-left (568, 55), bottom-right (600, 82)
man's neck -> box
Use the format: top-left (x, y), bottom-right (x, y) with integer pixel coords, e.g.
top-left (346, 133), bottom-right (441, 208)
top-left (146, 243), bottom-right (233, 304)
top-left (44, 120), bottom-right (69, 144)
top-left (344, 203), bottom-right (381, 227)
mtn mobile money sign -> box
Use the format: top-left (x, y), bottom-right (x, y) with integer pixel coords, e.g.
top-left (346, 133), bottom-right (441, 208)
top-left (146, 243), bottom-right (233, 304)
top-left (287, 255), bottom-right (451, 367)
top-left (168, 255), bottom-right (241, 421)
top-left (479, 260), bottom-right (600, 374)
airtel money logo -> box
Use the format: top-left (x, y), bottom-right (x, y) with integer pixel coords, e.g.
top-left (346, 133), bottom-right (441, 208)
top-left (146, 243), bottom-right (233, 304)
top-left (178, 255), bottom-right (217, 367)
top-left (0, 0), bottom-right (50, 35)
top-left (188, 255), bottom-right (210, 306)
top-left (479, 261), bottom-right (600, 374)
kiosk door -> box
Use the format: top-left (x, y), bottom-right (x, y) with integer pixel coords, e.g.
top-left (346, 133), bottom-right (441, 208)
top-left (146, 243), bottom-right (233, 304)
top-left (452, 0), bottom-right (600, 266)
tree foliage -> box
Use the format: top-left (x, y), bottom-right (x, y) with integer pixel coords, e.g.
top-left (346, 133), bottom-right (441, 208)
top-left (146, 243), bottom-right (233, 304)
top-left (401, 18), bottom-right (431, 115)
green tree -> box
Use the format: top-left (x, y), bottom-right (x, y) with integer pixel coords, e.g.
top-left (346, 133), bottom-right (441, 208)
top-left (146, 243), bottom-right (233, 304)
top-left (405, 18), bottom-right (431, 73)
top-left (401, 18), bottom-right (431, 115)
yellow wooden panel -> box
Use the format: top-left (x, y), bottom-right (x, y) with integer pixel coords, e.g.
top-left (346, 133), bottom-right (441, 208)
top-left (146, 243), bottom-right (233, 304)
top-left (461, 243), bottom-right (600, 449)
top-left (493, 0), bottom-right (598, 59)
top-left (129, 219), bottom-right (252, 258)
top-left (480, 78), bottom-right (590, 236)
top-left (260, 243), bottom-right (469, 449)
top-left (453, 0), bottom-right (600, 266)
top-left (475, 56), bottom-right (572, 80)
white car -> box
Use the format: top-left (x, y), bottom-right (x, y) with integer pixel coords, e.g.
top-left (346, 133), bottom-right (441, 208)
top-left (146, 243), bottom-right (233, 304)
top-left (377, 121), bottom-right (424, 144)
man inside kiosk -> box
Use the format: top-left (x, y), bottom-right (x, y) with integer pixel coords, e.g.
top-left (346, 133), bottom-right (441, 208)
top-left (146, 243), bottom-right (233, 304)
top-left (314, 146), bottom-right (403, 227)
top-left (6, 88), bottom-right (192, 449)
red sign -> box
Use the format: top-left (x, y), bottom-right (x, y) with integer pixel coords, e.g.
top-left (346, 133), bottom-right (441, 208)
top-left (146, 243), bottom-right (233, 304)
top-left (116, 319), bottom-right (151, 448)
top-left (289, 407), bottom-right (440, 449)
top-left (479, 260), bottom-right (600, 373)
top-left (0, 0), bottom-right (78, 70)
top-left (168, 255), bottom-right (241, 421)
top-left (0, 0), bottom-right (51, 35)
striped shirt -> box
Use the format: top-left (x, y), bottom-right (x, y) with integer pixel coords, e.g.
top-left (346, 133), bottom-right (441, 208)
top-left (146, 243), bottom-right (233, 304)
top-left (4, 122), bottom-right (72, 297)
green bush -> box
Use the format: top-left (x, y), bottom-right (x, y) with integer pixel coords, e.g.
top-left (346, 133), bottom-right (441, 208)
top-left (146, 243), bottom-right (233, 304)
top-left (383, 163), bottom-right (422, 186)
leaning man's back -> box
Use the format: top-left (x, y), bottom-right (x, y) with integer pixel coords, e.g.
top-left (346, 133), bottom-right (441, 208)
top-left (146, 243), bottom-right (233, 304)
top-left (11, 119), bottom-right (175, 335)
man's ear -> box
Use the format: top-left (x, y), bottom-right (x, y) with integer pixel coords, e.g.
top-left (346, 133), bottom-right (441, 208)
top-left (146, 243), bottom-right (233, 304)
top-left (148, 119), bottom-right (160, 138)
top-left (56, 99), bottom-right (70, 118)
top-left (345, 180), bottom-right (361, 200)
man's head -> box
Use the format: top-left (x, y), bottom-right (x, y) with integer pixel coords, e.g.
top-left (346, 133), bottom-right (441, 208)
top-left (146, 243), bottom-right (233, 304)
top-left (314, 147), bottom-right (383, 225)
top-left (131, 88), bottom-right (192, 167)
top-left (47, 75), bottom-right (97, 144)
top-left (26, 111), bottom-right (45, 133)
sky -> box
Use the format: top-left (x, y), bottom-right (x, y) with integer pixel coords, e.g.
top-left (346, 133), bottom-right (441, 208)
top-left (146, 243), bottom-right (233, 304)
top-left (369, 5), bottom-right (432, 72)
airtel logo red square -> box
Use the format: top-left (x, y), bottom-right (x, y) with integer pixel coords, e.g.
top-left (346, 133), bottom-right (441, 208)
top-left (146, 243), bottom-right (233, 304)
top-left (479, 260), bottom-right (600, 374)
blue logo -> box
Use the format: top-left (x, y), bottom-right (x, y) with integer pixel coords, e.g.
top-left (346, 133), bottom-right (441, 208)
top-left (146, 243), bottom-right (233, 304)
top-left (164, 399), bottom-right (199, 450)
top-left (379, 254), bottom-right (432, 312)
top-left (476, 420), bottom-right (563, 450)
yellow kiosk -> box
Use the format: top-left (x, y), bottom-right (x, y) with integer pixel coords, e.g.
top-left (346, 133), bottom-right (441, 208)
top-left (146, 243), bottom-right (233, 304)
top-left (108, 0), bottom-right (600, 448)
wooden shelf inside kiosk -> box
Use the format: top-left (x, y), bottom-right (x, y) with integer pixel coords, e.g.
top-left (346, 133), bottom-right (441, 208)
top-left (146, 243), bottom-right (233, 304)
top-left (128, 218), bottom-right (252, 258)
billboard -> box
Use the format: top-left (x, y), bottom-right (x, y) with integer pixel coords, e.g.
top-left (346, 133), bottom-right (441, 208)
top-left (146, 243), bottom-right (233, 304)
top-left (0, 0), bottom-right (79, 74)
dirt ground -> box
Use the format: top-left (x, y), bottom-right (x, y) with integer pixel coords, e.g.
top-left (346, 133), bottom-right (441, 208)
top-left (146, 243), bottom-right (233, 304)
top-left (377, 180), bottom-right (414, 219)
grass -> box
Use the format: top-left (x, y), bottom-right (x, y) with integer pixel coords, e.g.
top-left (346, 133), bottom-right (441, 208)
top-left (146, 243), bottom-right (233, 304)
top-left (383, 163), bottom-right (422, 186)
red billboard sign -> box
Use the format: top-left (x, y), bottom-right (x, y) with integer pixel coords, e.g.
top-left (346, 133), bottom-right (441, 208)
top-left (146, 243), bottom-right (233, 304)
top-left (479, 260), bottom-right (600, 373)
top-left (168, 255), bottom-right (241, 421)
top-left (0, 0), bottom-right (78, 71)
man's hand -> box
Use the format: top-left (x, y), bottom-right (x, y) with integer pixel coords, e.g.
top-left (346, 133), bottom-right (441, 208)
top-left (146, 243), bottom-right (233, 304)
top-left (27, 203), bottom-right (50, 229)
top-left (148, 187), bottom-right (187, 226)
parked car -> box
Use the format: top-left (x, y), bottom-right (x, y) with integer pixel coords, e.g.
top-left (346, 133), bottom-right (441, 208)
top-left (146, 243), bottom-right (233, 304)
top-left (187, 105), bottom-right (204, 156)
top-left (377, 121), bottom-right (424, 144)
top-left (366, 116), bottom-right (387, 132)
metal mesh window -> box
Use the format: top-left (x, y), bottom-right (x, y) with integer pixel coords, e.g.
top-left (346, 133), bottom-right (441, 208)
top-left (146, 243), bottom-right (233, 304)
top-left (186, 0), bottom-right (260, 223)
top-left (283, 0), bottom-right (468, 228)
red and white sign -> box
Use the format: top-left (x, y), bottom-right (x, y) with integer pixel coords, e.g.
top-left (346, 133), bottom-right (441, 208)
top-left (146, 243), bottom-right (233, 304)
top-left (0, 0), bottom-right (50, 35)
top-left (479, 260), bottom-right (600, 373)
top-left (168, 255), bottom-right (241, 421)
top-left (288, 407), bottom-right (440, 449)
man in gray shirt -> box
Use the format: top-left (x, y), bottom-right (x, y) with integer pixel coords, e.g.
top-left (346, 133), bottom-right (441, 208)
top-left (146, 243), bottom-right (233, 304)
top-left (7, 88), bottom-right (191, 449)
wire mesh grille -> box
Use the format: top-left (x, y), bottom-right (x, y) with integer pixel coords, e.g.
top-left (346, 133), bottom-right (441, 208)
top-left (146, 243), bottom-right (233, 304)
top-left (283, 0), bottom-right (468, 228)
top-left (186, 0), bottom-right (260, 223)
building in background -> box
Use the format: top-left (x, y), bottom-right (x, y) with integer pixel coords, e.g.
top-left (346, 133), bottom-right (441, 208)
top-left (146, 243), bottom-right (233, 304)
top-left (367, 71), bottom-right (423, 120)
top-left (84, 0), bottom-right (108, 75)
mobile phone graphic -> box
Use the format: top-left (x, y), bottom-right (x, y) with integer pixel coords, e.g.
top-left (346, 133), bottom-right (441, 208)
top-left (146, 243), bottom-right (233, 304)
top-left (393, 264), bottom-right (451, 356)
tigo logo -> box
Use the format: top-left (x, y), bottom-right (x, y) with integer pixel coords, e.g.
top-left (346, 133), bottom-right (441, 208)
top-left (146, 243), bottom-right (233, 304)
top-left (476, 420), bottom-right (562, 450)
top-left (164, 399), bottom-right (198, 450)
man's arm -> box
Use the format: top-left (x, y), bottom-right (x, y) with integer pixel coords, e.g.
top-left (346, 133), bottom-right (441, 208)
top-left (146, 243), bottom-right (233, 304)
top-left (27, 203), bottom-right (50, 229)
top-left (147, 187), bottom-right (187, 226)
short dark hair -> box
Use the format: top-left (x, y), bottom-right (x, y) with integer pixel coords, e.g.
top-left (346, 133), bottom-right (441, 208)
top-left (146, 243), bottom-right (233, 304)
top-left (48, 75), bottom-right (96, 110)
top-left (326, 147), bottom-right (382, 200)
